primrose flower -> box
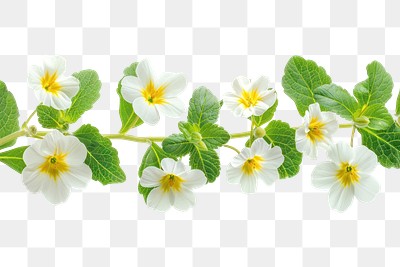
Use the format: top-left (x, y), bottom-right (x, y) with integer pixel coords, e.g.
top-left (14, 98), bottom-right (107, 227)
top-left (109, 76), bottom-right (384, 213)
top-left (226, 138), bottom-right (284, 193)
top-left (28, 56), bottom-right (80, 110)
top-left (121, 59), bottom-right (187, 125)
top-left (22, 131), bottom-right (92, 204)
top-left (312, 142), bottom-right (380, 212)
top-left (224, 76), bottom-right (277, 118)
top-left (140, 158), bottom-right (207, 211)
top-left (296, 103), bottom-right (338, 159)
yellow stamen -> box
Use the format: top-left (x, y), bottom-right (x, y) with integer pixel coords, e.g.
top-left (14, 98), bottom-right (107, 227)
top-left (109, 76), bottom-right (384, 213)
top-left (39, 153), bottom-right (69, 180)
top-left (141, 81), bottom-right (165, 105)
top-left (306, 117), bottom-right (325, 143)
top-left (41, 71), bottom-right (62, 95)
top-left (160, 174), bottom-right (185, 193)
top-left (336, 162), bottom-right (359, 187)
top-left (238, 89), bottom-right (262, 108)
top-left (242, 155), bottom-right (264, 175)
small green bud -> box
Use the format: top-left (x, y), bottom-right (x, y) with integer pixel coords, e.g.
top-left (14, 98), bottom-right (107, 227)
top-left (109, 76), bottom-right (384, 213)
top-left (195, 140), bottom-right (208, 151)
top-left (354, 116), bottom-right (370, 128)
top-left (27, 125), bottom-right (37, 136)
top-left (254, 127), bottom-right (266, 138)
top-left (191, 132), bottom-right (202, 142)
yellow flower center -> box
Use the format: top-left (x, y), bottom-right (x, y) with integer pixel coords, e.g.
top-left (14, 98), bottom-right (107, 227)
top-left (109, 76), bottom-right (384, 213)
top-left (141, 81), bottom-right (165, 105)
top-left (41, 71), bottom-right (62, 95)
top-left (306, 117), bottom-right (325, 143)
top-left (242, 155), bottom-right (264, 175)
top-left (39, 153), bottom-right (69, 180)
top-left (238, 89), bottom-right (262, 108)
top-left (336, 162), bottom-right (359, 187)
top-left (160, 174), bottom-right (185, 193)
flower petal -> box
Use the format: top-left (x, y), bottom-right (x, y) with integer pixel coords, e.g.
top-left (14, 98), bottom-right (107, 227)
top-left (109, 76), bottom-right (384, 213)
top-left (121, 76), bottom-right (143, 103)
top-left (327, 142), bottom-right (353, 165)
top-left (230, 147), bottom-right (252, 168)
top-left (240, 174), bottom-right (258, 193)
top-left (352, 146), bottom-right (378, 173)
top-left (61, 136), bottom-right (87, 165)
top-left (173, 161), bottom-right (186, 175)
top-left (22, 167), bottom-right (46, 193)
top-left (253, 101), bottom-right (270, 116)
top-left (156, 72), bottom-right (187, 98)
top-left (133, 97), bottom-right (160, 125)
top-left (311, 162), bottom-right (338, 189)
top-left (354, 173), bottom-right (380, 202)
top-left (251, 76), bottom-right (269, 92)
top-left (251, 138), bottom-right (271, 156)
top-left (308, 103), bottom-right (323, 121)
top-left (140, 166), bottom-right (166, 187)
top-left (61, 164), bottom-right (92, 189)
top-left (232, 76), bottom-right (251, 95)
top-left (23, 141), bottom-right (46, 167)
top-left (41, 178), bottom-right (71, 204)
top-left (43, 55), bottom-right (66, 76)
top-left (328, 182), bottom-right (354, 212)
top-left (262, 146), bottom-right (284, 169)
top-left (28, 65), bottom-right (44, 87)
top-left (40, 130), bottom-right (64, 155)
top-left (146, 187), bottom-right (171, 212)
top-left (156, 97), bottom-right (185, 118)
top-left (136, 59), bottom-right (155, 87)
top-left (261, 90), bottom-right (277, 107)
top-left (180, 169), bottom-right (206, 189)
top-left (173, 186), bottom-right (195, 211)
top-left (161, 158), bottom-right (176, 173)
top-left (321, 112), bottom-right (338, 135)
top-left (257, 167), bottom-right (279, 185)
top-left (48, 92), bottom-right (72, 110)
top-left (58, 76), bottom-right (80, 99)
top-left (226, 165), bottom-right (243, 184)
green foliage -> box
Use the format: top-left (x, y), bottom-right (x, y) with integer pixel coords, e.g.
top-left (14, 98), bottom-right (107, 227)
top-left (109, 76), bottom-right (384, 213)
top-left (74, 124), bottom-right (126, 185)
top-left (37, 105), bottom-right (68, 130)
top-left (264, 120), bottom-right (302, 178)
top-left (396, 89), bottom-right (400, 117)
top-left (188, 87), bottom-right (221, 127)
top-left (362, 104), bottom-right (394, 131)
top-left (65, 70), bottom-right (102, 123)
top-left (314, 84), bottom-right (359, 121)
top-left (282, 56), bottom-right (332, 116)
top-left (200, 123), bottom-right (230, 150)
top-left (162, 133), bottom-right (193, 157)
top-left (189, 148), bottom-right (220, 183)
top-left (353, 61), bottom-right (393, 107)
top-left (138, 142), bottom-right (174, 202)
top-left (358, 124), bottom-right (400, 168)
top-left (117, 62), bottom-right (143, 134)
top-left (251, 99), bottom-right (278, 127)
top-left (0, 146), bottom-right (28, 173)
top-left (0, 81), bottom-right (20, 150)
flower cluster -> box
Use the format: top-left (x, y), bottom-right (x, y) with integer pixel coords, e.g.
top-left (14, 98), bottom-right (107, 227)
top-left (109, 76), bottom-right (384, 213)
top-left (0, 55), bottom-right (397, 213)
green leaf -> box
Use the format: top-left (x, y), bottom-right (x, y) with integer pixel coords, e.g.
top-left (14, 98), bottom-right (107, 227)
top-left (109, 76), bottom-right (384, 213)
top-left (0, 81), bottom-right (20, 150)
top-left (314, 84), bottom-right (359, 121)
top-left (251, 99), bottom-right (278, 127)
top-left (37, 105), bottom-right (68, 130)
top-left (358, 124), bottom-right (400, 168)
top-left (189, 148), bottom-right (220, 183)
top-left (117, 62), bottom-right (143, 134)
top-left (200, 123), bottom-right (230, 150)
top-left (188, 87), bottom-right (221, 127)
top-left (0, 146), bottom-right (28, 173)
top-left (138, 142), bottom-right (175, 202)
top-left (396, 89), bottom-right (400, 116)
top-left (362, 104), bottom-right (394, 131)
top-left (162, 134), bottom-right (193, 157)
top-left (64, 70), bottom-right (102, 123)
top-left (74, 124), bottom-right (125, 185)
top-left (264, 120), bottom-right (303, 178)
top-left (353, 61), bottom-right (393, 107)
top-left (282, 56), bottom-right (332, 116)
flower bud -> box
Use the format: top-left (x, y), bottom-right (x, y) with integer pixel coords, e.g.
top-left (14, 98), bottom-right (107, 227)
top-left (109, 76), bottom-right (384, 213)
top-left (195, 140), bottom-right (208, 151)
top-left (354, 116), bottom-right (370, 128)
top-left (254, 127), bottom-right (266, 138)
top-left (191, 132), bottom-right (202, 142)
top-left (27, 125), bottom-right (37, 136)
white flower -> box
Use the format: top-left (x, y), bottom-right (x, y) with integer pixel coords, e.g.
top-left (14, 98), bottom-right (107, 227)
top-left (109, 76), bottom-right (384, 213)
top-left (28, 56), bottom-right (80, 110)
top-left (22, 131), bottom-right (92, 204)
top-left (140, 158), bottom-right (207, 211)
top-left (121, 59), bottom-right (187, 125)
top-left (224, 76), bottom-right (277, 118)
top-left (296, 103), bottom-right (338, 159)
top-left (312, 142), bottom-right (380, 212)
top-left (226, 138), bottom-right (284, 193)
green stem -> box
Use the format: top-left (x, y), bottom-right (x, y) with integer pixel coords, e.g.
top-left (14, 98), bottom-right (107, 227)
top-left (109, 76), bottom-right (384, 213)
top-left (230, 131), bottom-right (251, 138)
top-left (223, 144), bottom-right (241, 154)
top-left (104, 133), bottom-right (164, 143)
top-left (350, 126), bottom-right (356, 147)
top-left (249, 116), bottom-right (255, 144)
top-left (22, 109), bottom-right (37, 129)
top-left (339, 123), bottom-right (354, 129)
top-left (0, 130), bottom-right (26, 147)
